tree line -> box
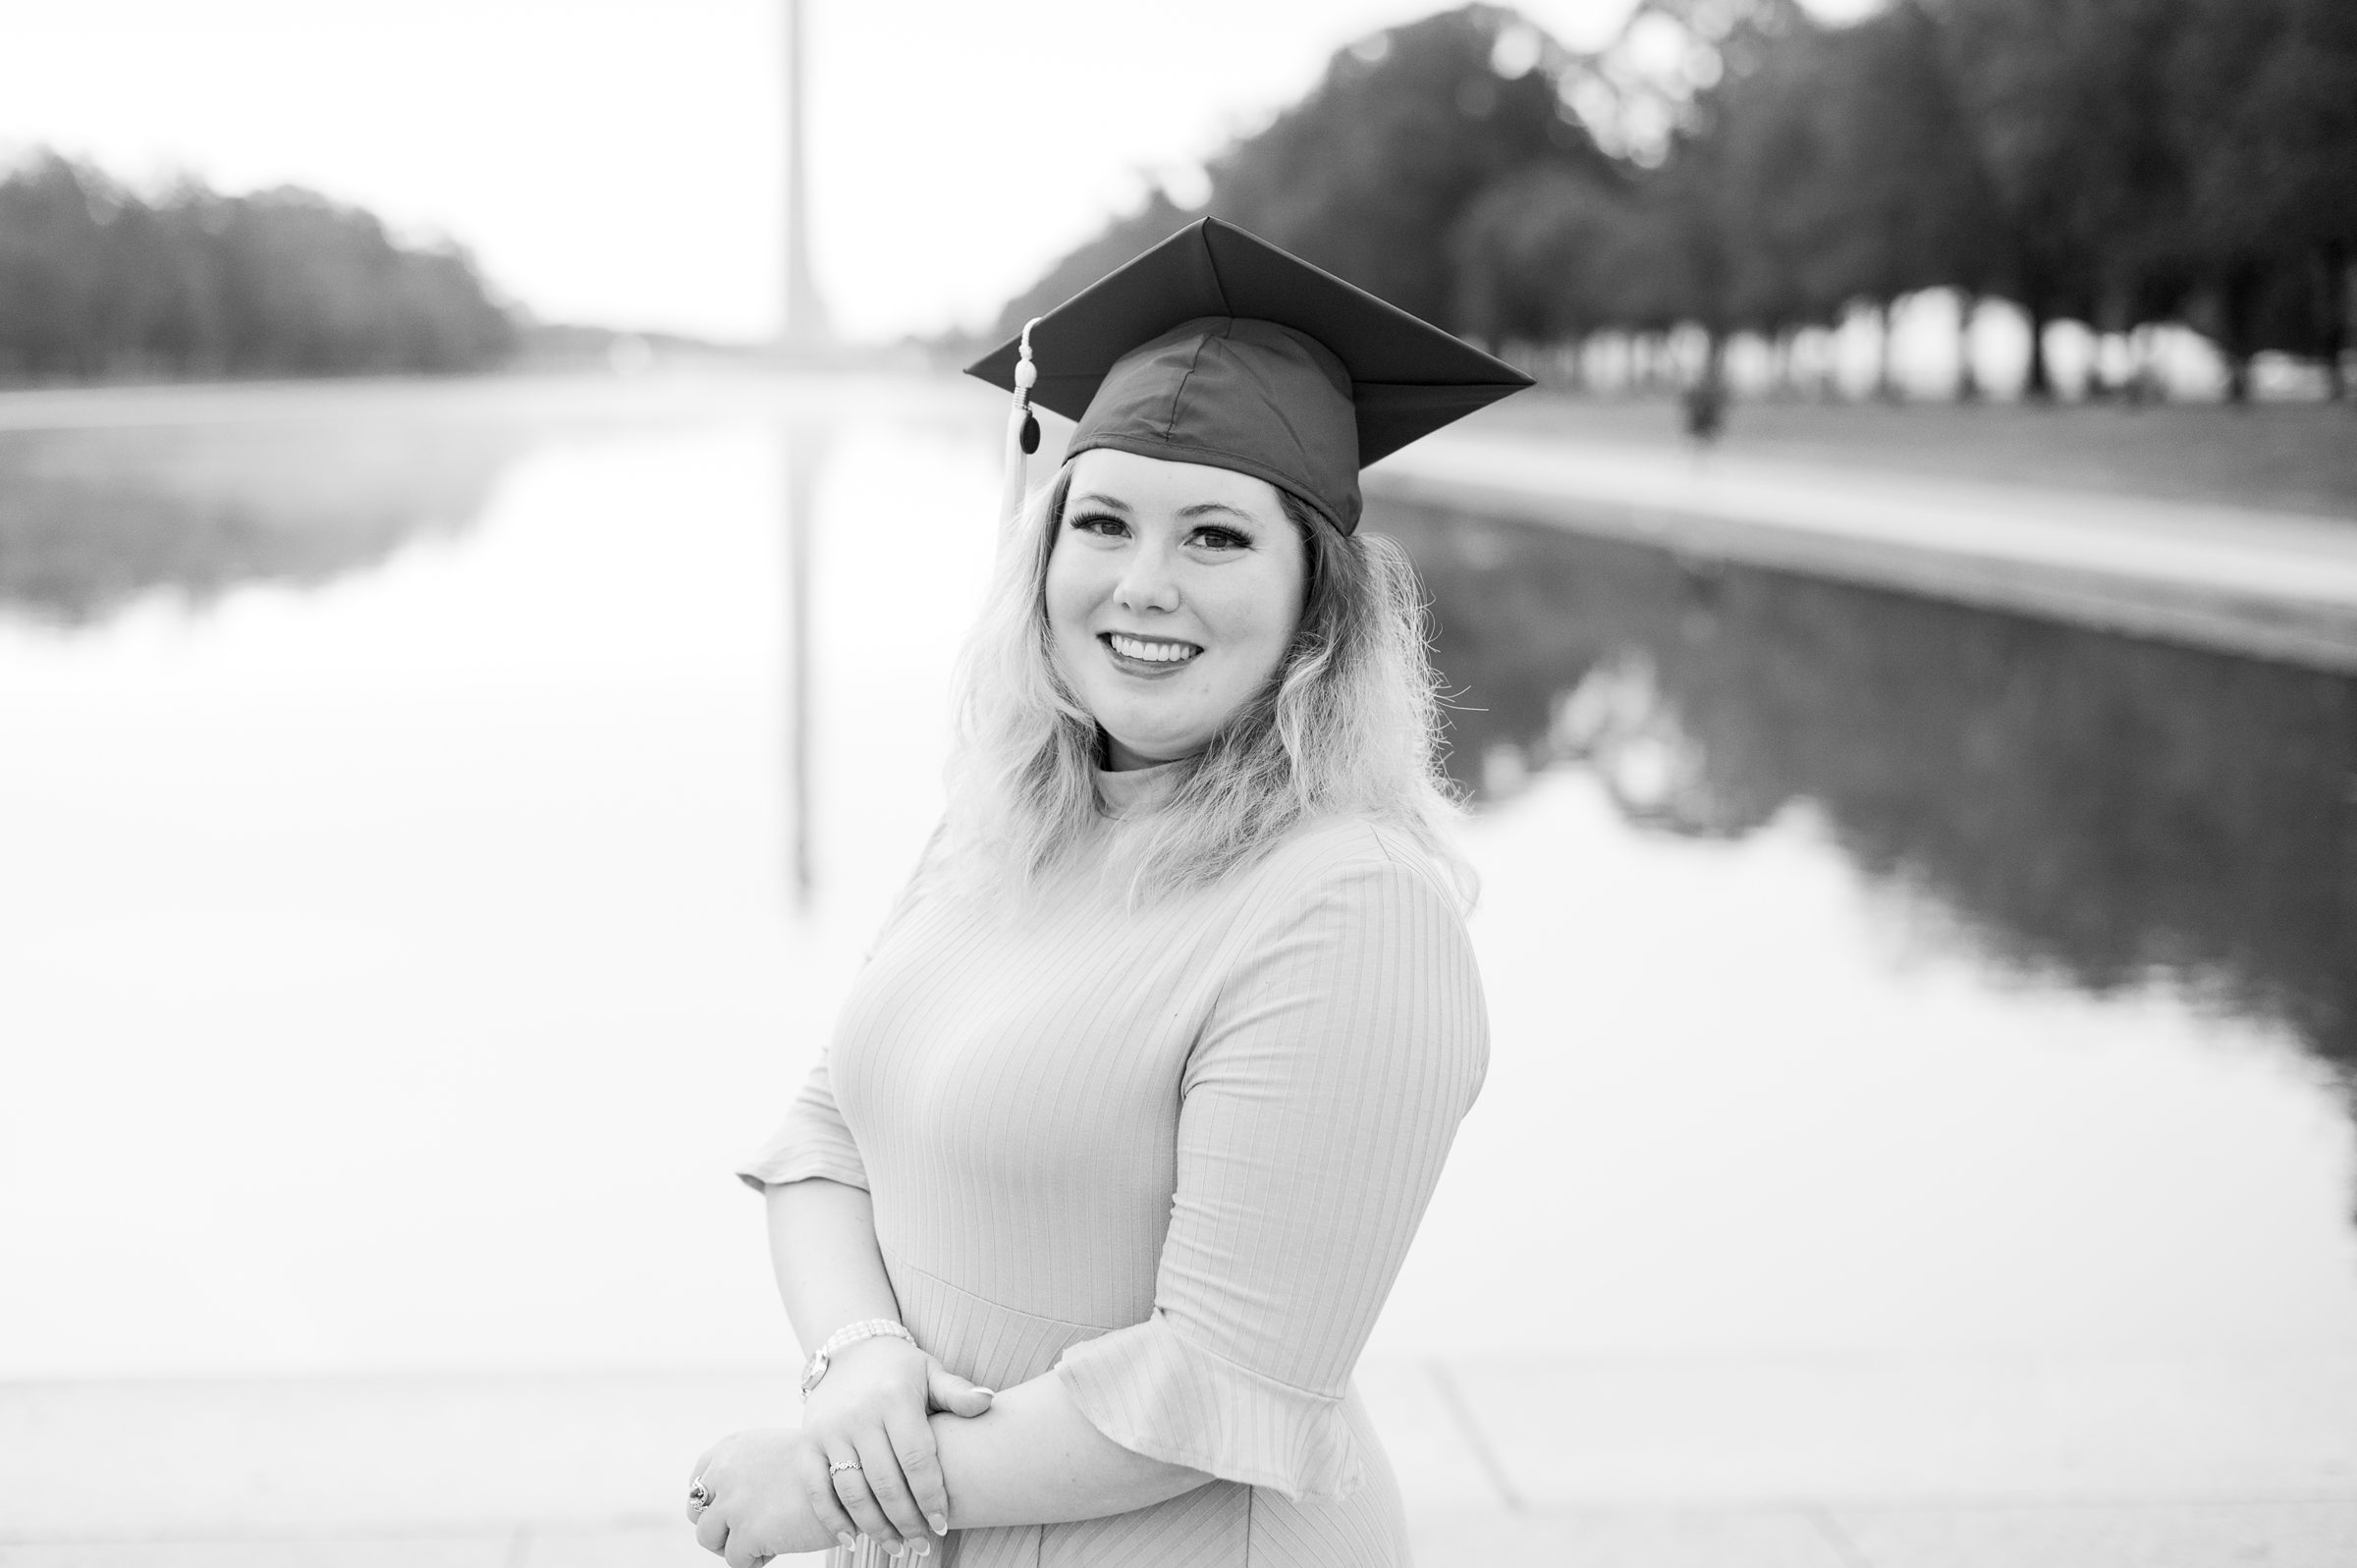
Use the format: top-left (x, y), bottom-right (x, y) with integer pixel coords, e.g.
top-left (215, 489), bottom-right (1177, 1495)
top-left (0, 152), bottom-right (515, 381)
top-left (999, 0), bottom-right (2356, 403)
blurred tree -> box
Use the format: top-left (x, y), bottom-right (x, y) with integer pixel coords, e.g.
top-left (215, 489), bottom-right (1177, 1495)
top-left (1796, 2), bottom-right (2002, 399)
top-left (1208, 5), bottom-right (1617, 329)
top-left (1620, 0), bottom-right (1819, 402)
top-left (1705, 28), bottom-right (1842, 390)
top-left (990, 188), bottom-right (1200, 341)
top-left (209, 188), bottom-right (515, 375)
top-left (996, 0), bottom-right (2357, 405)
top-left (0, 152), bottom-right (516, 383)
top-left (0, 154), bottom-right (121, 376)
top-left (1447, 165), bottom-right (1634, 366)
top-left (1931, 0), bottom-right (2188, 399)
top-left (1596, 0), bottom-right (1819, 156)
top-left (2170, 0), bottom-right (2357, 400)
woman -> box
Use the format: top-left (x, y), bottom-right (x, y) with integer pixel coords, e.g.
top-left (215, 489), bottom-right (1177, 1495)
top-left (687, 218), bottom-right (1530, 1568)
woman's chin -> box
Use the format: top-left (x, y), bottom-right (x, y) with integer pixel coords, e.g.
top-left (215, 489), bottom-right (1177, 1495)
top-left (1102, 729), bottom-right (1205, 771)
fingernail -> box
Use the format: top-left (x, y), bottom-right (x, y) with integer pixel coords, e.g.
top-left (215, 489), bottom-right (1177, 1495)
top-left (972, 1387), bottom-right (994, 1397)
top-left (928, 1512), bottom-right (948, 1534)
top-left (838, 1532), bottom-right (856, 1549)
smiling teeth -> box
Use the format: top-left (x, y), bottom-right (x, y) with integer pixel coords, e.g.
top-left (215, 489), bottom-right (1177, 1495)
top-left (1109, 634), bottom-right (1198, 663)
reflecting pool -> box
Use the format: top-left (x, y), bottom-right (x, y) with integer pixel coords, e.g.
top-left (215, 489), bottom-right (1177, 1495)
top-left (2, 373), bottom-right (2351, 1378)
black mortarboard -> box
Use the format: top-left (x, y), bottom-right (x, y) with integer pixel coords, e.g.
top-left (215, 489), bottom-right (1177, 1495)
top-left (965, 217), bottom-right (1532, 537)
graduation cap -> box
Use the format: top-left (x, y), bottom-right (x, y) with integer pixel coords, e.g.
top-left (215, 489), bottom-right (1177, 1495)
top-left (965, 216), bottom-right (1532, 537)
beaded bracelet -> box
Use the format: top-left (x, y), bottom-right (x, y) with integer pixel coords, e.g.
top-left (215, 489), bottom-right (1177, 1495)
top-left (800, 1318), bottom-right (915, 1397)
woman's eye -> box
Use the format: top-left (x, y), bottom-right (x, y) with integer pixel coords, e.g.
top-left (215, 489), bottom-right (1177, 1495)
top-left (1069, 512), bottom-right (1127, 537)
top-left (1191, 526), bottom-right (1249, 551)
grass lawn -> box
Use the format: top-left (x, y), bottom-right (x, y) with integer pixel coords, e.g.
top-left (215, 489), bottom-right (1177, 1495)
top-left (1470, 393), bottom-right (2357, 522)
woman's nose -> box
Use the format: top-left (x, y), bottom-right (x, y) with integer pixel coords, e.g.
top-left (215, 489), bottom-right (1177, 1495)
top-left (1113, 545), bottom-right (1180, 614)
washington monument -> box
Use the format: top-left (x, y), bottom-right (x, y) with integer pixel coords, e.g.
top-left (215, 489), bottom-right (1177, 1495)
top-left (782, 0), bottom-right (832, 352)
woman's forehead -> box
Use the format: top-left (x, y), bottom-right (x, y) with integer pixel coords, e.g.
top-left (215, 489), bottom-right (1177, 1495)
top-left (1067, 449), bottom-right (1285, 516)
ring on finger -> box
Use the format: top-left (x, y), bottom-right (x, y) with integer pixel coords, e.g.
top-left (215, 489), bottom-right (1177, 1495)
top-left (829, 1457), bottom-right (863, 1478)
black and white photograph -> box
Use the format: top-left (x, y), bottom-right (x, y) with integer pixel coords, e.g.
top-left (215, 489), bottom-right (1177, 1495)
top-left (2, 2), bottom-right (2353, 1565)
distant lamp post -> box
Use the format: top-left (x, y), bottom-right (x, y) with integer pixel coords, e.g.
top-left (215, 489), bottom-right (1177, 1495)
top-left (782, 0), bottom-right (833, 355)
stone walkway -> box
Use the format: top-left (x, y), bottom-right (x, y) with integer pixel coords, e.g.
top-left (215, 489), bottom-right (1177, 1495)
top-left (6, 1354), bottom-right (2354, 1566)
top-left (1369, 431), bottom-right (2357, 674)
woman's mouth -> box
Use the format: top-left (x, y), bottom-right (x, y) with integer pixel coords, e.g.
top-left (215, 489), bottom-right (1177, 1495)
top-left (1101, 631), bottom-right (1202, 669)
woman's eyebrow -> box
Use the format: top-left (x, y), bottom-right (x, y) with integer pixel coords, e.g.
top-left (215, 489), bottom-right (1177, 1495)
top-left (1178, 502), bottom-right (1258, 522)
top-left (1068, 492), bottom-right (1132, 511)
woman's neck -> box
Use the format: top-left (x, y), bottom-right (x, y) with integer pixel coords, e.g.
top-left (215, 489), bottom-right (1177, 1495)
top-left (1101, 733), bottom-right (1189, 773)
top-left (1091, 755), bottom-right (1185, 820)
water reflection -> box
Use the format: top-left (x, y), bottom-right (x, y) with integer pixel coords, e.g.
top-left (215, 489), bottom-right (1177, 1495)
top-left (5, 391), bottom-right (2350, 1376)
top-left (1378, 497), bottom-right (2357, 1109)
top-left (0, 422), bottom-right (524, 624)
top-left (781, 422), bottom-right (830, 907)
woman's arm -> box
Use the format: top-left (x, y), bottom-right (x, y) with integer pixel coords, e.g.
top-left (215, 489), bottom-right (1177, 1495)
top-left (764, 1182), bottom-right (1204, 1531)
top-left (926, 1372), bottom-right (1212, 1529)
top-left (764, 1177), bottom-right (901, 1351)
top-left (697, 1185), bottom-right (1191, 1563)
top-left (761, 1179), bottom-right (992, 1547)
top-left (690, 1374), bottom-right (1212, 1564)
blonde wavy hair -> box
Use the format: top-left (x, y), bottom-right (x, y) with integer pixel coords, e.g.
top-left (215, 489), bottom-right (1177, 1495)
top-left (939, 459), bottom-right (1471, 905)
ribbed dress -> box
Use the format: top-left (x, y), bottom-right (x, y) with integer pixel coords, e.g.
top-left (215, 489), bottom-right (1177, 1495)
top-left (736, 764), bottom-right (1488, 1567)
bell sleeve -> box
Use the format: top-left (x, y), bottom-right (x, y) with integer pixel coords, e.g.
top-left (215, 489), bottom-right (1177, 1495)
top-left (1054, 845), bottom-right (1489, 1503)
top-left (735, 1049), bottom-right (869, 1193)
top-left (733, 826), bottom-right (945, 1194)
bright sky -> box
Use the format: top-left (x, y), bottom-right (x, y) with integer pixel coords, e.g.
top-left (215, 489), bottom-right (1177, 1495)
top-left (0, 0), bottom-right (1872, 344)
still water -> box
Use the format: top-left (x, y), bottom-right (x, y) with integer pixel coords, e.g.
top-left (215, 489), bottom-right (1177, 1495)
top-left (3, 373), bottom-right (2352, 1378)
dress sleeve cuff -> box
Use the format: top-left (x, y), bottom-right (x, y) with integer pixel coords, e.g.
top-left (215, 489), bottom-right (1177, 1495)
top-left (732, 1125), bottom-right (869, 1194)
top-left (1054, 1312), bottom-right (1363, 1504)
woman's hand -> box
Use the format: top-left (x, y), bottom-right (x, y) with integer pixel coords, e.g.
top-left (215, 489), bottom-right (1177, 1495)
top-left (792, 1336), bottom-right (994, 1546)
top-left (686, 1427), bottom-right (837, 1567)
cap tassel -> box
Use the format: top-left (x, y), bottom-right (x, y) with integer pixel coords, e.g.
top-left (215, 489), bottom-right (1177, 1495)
top-left (999, 316), bottom-right (1044, 529)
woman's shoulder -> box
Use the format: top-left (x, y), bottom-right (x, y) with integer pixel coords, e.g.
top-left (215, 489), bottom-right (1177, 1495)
top-left (1207, 814), bottom-right (1489, 1054)
top-left (1239, 811), bottom-right (1474, 922)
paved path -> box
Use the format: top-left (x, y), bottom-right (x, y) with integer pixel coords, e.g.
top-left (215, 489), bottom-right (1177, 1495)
top-left (1370, 431), bottom-right (2357, 674)
top-left (6, 1355), bottom-right (2353, 1566)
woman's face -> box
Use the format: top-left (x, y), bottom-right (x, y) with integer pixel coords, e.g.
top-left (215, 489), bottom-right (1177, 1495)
top-left (1045, 449), bottom-right (1309, 772)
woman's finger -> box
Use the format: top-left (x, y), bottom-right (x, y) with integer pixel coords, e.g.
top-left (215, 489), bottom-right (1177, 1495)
top-left (883, 1402), bottom-right (952, 1536)
top-left (795, 1440), bottom-right (858, 1546)
top-left (826, 1446), bottom-right (903, 1549)
top-left (694, 1509), bottom-right (730, 1557)
top-left (923, 1362), bottom-right (995, 1419)
top-left (854, 1426), bottom-right (931, 1544)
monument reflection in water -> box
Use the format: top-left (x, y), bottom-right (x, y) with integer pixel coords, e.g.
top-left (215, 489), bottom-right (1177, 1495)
top-left (0, 394), bottom-right (2350, 1379)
